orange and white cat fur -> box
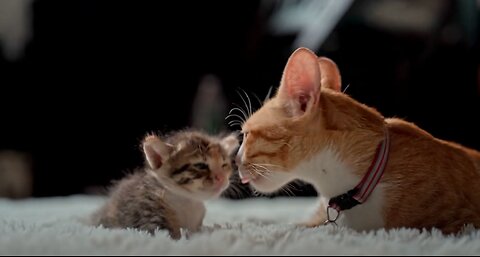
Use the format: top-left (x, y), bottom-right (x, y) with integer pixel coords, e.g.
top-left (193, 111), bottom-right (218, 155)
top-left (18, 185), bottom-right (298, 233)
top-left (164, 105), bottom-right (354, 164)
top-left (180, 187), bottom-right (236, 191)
top-left (235, 47), bottom-right (480, 234)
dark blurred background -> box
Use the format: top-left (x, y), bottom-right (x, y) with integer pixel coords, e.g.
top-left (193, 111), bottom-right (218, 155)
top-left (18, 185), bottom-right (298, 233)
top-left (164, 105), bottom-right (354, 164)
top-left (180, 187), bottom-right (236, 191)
top-left (0, 0), bottom-right (479, 199)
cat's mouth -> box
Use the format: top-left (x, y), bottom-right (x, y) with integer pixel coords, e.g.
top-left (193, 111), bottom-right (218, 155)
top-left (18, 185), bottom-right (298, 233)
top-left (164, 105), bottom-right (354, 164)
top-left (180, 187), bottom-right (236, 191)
top-left (238, 166), bottom-right (264, 184)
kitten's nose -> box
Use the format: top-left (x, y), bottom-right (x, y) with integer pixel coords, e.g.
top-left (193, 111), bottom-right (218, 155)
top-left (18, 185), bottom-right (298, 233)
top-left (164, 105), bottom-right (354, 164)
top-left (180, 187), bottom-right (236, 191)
top-left (213, 173), bottom-right (225, 184)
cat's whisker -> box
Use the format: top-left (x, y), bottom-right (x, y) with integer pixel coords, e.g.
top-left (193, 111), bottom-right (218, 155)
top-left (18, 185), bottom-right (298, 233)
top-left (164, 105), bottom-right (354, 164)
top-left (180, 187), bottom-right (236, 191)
top-left (253, 163), bottom-right (282, 168)
top-left (225, 117), bottom-right (243, 126)
top-left (264, 86), bottom-right (273, 103)
top-left (250, 163), bottom-right (270, 171)
top-left (249, 164), bottom-right (278, 183)
top-left (281, 141), bottom-right (293, 150)
top-left (252, 169), bottom-right (273, 182)
top-left (227, 120), bottom-right (242, 125)
top-left (252, 91), bottom-right (263, 108)
top-left (227, 121), bottom-right (243, 128)
top-left (225, 114), bottom-right (246, 124)
top-left (236, 89), bottom-right (252, 119)
top-left (228, 106), bottom-right (249, 122)
top-left (250, 165), bottom-right (272, 176)
top-left (286, 181), bottom-right (303, 192)
top-left (283, 183), bottom-right (298, 196)
top-left (280, 187), bottom-right (294, 197)
top-left (238, 88), bottom-right (253, 118)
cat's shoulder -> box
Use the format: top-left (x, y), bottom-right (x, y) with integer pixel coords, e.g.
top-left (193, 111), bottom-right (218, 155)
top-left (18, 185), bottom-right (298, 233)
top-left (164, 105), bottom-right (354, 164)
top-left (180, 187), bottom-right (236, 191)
top-left (385, 117), bottom-right (433, 138)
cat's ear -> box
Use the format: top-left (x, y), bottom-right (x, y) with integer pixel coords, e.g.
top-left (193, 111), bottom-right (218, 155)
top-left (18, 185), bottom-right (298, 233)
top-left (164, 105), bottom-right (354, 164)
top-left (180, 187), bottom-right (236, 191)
top-left (318, 57), bottom-right (341, 92)
top-left (220, 133), bottom-right (240, 156)
top-left (142, 135), bottom-right (174, 169)
top-left (278, 47), bottom-right (321, 117)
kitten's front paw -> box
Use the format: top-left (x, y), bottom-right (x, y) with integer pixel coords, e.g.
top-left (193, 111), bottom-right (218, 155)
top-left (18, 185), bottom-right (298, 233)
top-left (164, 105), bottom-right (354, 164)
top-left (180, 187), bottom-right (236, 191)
top-left (169, 230), bottom-right (181, 240)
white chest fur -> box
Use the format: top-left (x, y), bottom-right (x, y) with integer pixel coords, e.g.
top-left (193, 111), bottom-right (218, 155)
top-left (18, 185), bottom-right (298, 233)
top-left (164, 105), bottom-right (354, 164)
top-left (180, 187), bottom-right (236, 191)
top-left (164, 192), bottom-right (206, 232)
top-left (295, 147), bottom-right (385, 231)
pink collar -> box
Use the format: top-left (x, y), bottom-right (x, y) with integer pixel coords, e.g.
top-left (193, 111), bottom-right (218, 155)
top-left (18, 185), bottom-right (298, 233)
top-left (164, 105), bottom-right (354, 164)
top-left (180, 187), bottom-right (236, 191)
top-left (326, 127), bottom-right (391, 224)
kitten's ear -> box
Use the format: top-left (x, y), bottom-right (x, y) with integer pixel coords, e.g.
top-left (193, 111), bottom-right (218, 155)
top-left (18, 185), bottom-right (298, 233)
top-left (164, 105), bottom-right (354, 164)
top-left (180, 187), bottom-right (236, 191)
top-left (318, 57), bottom-right (341, 92)
top-left (278, 47), bottom-right (321, 117)
top-left (142, 135), bottom-right (173, 169)
top-left (220, 133), bottom-right (239, 156)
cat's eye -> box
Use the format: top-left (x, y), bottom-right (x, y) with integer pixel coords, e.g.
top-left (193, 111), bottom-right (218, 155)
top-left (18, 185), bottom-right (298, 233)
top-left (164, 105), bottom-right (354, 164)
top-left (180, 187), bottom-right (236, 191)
top-left (240, 131), bottom-right (249, 143)
top-left (222, 163), bottom-right (229, 169)
top-left (193, 163), bottom-right (209, 170)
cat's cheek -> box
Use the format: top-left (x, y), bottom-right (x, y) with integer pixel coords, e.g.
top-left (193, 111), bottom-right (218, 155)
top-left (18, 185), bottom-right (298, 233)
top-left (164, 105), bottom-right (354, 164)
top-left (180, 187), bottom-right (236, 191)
top-left (250, 180), bottom-right (281, 193)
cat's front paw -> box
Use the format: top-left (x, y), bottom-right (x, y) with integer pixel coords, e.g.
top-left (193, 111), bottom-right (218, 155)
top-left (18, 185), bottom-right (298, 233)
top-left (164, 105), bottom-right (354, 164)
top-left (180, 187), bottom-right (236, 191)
top-left (295, 220), bottom-right (325, 228)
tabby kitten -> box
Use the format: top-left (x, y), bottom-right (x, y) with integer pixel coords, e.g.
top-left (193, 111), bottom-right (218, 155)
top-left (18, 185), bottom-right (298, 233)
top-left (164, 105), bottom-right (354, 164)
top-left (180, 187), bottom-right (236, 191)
top-left (92, 130), bottom-right (238, 239)
top-left (235, 47), bottom-right (480, 234)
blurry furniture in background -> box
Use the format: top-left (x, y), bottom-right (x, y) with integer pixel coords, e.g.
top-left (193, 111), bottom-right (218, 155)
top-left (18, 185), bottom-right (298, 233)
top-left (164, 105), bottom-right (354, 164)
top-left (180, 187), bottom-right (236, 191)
top-left (0, 151), bottom-right (32, 199)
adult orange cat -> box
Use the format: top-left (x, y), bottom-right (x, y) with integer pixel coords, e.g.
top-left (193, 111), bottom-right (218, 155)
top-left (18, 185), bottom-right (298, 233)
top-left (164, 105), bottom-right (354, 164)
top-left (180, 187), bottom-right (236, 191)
top-left (235, 47), bottom-right (480, 234)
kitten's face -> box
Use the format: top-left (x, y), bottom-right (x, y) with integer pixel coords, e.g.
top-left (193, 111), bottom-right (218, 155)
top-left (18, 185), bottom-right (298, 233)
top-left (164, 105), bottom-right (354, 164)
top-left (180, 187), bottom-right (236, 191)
top-left (235, 48), bottom-right (341, 193)
top-left (143, 132), bottom-right (238, 201)
top-left (166, 137), bottom-right (234, 200)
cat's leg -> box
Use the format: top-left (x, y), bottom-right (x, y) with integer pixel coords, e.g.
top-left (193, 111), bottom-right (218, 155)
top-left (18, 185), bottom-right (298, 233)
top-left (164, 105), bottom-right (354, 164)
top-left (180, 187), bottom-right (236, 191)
top-left (297, 197), bottom-right (328, 228)
top-left (440, 215), bottom-right (480, 235)
top-left (440, 221), bottom-right (468, 235)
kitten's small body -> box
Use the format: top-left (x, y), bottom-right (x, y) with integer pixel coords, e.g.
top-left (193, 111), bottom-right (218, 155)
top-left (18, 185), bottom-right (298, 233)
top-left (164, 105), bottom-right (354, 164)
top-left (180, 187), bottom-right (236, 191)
top-left (92, 130), bottom-right (238, 239)
top-left (235, 47), bottom-right (480, 234)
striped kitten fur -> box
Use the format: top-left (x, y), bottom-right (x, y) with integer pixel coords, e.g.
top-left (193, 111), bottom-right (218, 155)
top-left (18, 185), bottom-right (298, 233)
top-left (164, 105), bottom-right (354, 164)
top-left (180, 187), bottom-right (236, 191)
top-left (92, 130), bottom-right (238, 239)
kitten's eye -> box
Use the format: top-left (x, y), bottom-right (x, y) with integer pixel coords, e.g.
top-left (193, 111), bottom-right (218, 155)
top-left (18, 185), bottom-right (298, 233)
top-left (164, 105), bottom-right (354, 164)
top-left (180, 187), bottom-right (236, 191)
top-left (222, 163), bottom-right (229, 169)
top-left (193, 163), bottom-right (209, 170)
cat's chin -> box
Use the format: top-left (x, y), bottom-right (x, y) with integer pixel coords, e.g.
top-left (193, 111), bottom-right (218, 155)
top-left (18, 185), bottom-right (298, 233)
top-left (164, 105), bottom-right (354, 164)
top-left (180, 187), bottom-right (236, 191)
top-left (249, 172), bottom-right (294, 193)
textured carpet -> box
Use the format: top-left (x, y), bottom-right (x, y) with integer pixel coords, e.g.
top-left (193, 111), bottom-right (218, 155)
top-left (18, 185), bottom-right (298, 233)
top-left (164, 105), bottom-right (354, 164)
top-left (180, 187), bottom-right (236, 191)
top-left (0, 195), bottom-right (479, 255)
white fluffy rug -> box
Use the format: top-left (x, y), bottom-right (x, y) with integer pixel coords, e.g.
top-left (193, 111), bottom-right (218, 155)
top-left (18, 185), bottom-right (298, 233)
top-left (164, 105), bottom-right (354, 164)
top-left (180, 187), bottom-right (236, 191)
top-left (1, 195), bottom-right (480, 255)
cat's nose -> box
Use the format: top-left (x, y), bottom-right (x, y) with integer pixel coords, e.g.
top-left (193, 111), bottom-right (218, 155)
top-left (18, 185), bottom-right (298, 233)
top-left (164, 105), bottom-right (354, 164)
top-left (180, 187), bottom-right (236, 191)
top-left (235, 155), bottom-right (241, 166)
top-left (235, 143), bottom-right (244, 165)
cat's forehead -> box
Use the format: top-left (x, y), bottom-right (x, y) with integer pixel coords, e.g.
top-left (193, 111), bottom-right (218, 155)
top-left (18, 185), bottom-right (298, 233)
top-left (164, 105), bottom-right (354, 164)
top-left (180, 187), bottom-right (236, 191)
top-left (243, 100), bottom-right (286, 132)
